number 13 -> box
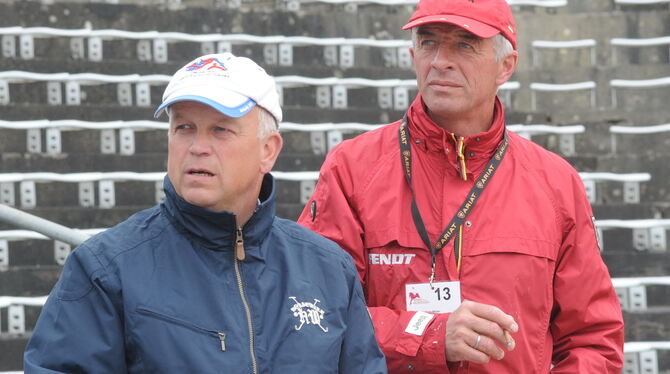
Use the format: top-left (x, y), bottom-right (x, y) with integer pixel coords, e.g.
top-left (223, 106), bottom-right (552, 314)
top-left (433, 287), bottom-right (451, 301)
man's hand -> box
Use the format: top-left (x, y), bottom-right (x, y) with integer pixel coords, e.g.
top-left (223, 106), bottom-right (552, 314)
top-left (445, 300), bottom-right (518, 364)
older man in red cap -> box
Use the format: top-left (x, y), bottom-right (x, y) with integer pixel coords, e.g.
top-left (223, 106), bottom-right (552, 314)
top-left (299, 0), bottom-right (624, 372)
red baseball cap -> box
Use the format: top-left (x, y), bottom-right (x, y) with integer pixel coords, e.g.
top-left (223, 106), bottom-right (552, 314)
top-left (402, 0), bottom-right (517, 50)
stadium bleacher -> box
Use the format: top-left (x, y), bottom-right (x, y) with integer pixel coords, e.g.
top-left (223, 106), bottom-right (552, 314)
top-left (0, 0), bottom-right (669, 372)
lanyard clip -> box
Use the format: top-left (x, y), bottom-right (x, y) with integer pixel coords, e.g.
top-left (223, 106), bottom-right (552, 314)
top-left (429, 258), bottom-right (436, 289)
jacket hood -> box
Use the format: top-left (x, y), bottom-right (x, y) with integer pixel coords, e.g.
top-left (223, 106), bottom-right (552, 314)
top-left (161, 173), bottom-right (276, 252)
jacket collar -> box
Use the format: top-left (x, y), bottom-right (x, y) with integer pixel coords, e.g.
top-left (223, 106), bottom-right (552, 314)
top-left (406, 94), bottom-right (506, 176)
top-left (161, 174), bottom-right (276, 253)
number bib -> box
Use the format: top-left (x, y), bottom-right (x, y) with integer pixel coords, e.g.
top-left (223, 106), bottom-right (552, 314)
top-left (405, 281), bottom-right (462, 313)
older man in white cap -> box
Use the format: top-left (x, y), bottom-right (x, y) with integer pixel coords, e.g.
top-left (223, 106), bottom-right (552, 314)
top-left (25, 53), bottom-right (387, 374)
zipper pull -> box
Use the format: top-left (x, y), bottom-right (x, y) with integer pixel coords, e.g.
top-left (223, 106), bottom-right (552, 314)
top-left (218, 332), bottom-right (226, 352)
top-left (235, 227), bottom-right (245, 261)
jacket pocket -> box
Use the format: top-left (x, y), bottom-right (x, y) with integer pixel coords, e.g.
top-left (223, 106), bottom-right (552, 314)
top-left (130, 307), bottom-right (235, 373)
top-left (135, 307), bottom-right (225, 349)
top-left (464, 236), bottom-right (558, 260)
top-left (461, 236), bottom-right (558, 290)
top-left (460, 238), bottom-right (557, 373)
top-left (363, 228), bottom-right (431, 311)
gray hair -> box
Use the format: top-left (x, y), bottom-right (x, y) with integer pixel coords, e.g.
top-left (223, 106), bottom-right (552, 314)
top-left (491, 34), bottom-right (514, 62)
top-left (257, 106), bottom-right (279, 140)
top-left (410, 28), bottom-right (514, 63)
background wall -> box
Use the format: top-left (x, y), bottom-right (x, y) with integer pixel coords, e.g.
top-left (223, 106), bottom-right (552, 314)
top-left (0, 0), bottom-right (669, 372)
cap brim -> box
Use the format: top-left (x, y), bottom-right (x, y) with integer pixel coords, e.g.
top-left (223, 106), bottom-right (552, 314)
top-left (154, 94), bottom-right (256, 119)
top-left (402, 14), bottom-right (500, 39)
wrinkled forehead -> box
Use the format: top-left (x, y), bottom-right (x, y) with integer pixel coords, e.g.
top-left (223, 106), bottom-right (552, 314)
top-left (416, 23), bottom-right (482, 40)
top-left (166, 101), bottom-right (205, 119)
top-left (166, 100), bottom-right (256, 123)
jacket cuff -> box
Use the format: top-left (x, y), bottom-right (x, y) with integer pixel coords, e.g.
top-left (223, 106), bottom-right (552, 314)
top-left (419, 313), bottom-right (449, 368)
top-left (394, 312), bottom-right (449, 370)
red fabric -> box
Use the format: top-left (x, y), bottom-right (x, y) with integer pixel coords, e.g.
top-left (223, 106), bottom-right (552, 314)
top-left (402, 0), bottom-right (518, 49)
top-left (298, 95), bottom-right (624, 373)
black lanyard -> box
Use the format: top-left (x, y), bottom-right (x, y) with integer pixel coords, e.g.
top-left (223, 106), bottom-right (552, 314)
top-left (398, 114), bottom-right (509, 283)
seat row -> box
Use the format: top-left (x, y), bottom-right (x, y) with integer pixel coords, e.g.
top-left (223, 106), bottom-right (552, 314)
top-left (0, 219), bottom-right (665, 271)
top-left (2, 27), bottom-right (669, 67)
top-left (0, 275), bottom-right (667, 325)
top-left (2, 70), bottom-right (670, 111)
top-left (35, 0), bottom-right (670, 11)
top-left (1, 276), bottom-right (668, 374)
top-left (1, 117), bottom-right (667, 160)
top-left (0, 119), bottom-right (588, 155)
top-left (0, 170), bottom-right (655, 207)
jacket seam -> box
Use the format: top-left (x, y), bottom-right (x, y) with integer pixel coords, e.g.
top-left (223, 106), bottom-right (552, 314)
top-left (274, 221), bottom-right (349, 265)
top-left (347, 123), bottom-right (402, 202)
top-left (508, 134), bottom-right (566, 372)
top-left (468, 235), bottom-right (559, 249)
top-left (508, 135), bottom-right (563, 242)
top-left (358, 149), bottom-right (400, 199)
top-left (92, 223), bottom-right (169, 269)
top-left (89, 212), bottom-right (170, 286)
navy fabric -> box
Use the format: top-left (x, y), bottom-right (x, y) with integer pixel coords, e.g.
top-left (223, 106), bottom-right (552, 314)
top-left (24, 174), bottom-right (387, 374)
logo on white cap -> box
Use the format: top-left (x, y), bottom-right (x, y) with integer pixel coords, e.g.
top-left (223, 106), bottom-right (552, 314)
top-left (154, 53), bottom-right (282, 124)
top-left (184, 57), bottom-right (227, 72)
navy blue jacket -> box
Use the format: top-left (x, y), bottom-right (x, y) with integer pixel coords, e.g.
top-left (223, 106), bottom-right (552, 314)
top-left (25, 175), bottom-right (387, 373)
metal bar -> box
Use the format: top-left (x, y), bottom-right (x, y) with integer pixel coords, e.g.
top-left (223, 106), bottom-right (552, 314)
top-left (0, 204), bottom-right (90, 246)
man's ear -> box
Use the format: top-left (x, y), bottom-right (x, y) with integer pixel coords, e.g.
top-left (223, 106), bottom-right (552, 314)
top-left (496, 50), bottom-right (518, 86)
top-left (259, 132), bottom-right (283, 174)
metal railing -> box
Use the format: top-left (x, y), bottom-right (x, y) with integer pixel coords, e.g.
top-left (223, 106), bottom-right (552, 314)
top-left (0, 204), bottom-right (90, 246)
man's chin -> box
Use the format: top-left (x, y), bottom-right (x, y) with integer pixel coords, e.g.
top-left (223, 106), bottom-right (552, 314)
top-left (181, 190), bottom-right (221, 210)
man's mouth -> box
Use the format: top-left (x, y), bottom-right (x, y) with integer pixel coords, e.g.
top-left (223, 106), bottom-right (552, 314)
top-left (430, 80), bottom-right (461, 88)
top-left (188, 169), bottom-right (214, 176)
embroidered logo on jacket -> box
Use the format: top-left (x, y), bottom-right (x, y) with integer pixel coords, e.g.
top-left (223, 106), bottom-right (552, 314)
top-left (369, 253), bottom-right (416, 265)
top-left (289, 297), bottom-right (329, 333)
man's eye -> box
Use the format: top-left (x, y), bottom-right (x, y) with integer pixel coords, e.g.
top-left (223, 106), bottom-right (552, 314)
top-left (458, 41), bottom-right (474, 49)
top-left (420, 39), bottom-right (436, 47)
top-left (175, 124), bottom-right (193, 131)
top-left (214, 127), bottom-right (230, 133)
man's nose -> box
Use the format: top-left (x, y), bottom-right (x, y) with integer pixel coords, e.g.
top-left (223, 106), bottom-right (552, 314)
top-left (189, 131), bottom-right (212, 155)
top-left (430, 44), bottom-right (455, 70)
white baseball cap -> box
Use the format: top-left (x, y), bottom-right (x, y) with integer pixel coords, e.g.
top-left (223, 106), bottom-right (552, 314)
top-left (154, 52), bottom-right (282, 123)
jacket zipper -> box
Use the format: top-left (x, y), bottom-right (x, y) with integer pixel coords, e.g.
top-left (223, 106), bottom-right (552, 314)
top-left (136, 308), bottom-right (226, 352)
top-left (234, 226), bottom-right (258, 374)
top-left (218, 332), bottom-right (226, 352)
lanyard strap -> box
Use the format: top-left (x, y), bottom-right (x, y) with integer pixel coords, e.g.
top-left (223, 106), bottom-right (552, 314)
top-left (398, 114), bottom-right (509, 281)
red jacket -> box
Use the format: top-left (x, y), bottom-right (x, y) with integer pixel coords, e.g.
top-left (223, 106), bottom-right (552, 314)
top-left (298, 96), bottom-right (624, 373)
